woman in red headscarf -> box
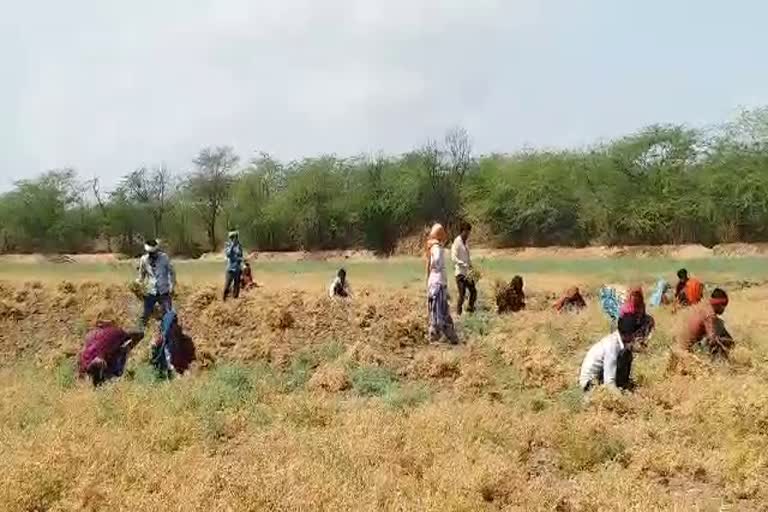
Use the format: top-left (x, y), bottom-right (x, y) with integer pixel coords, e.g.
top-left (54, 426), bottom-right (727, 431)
top-left (618, 286), bottom-right (655, 344)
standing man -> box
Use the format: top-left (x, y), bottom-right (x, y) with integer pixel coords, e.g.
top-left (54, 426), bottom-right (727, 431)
top-left (137, 239), bottom-right (176, 329)
top-left (451, 221), bottom-right (476, 315)
top-left (223, 230), bottom-right (244, 301)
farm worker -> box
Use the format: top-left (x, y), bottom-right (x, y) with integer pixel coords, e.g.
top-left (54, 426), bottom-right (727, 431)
top-left (678, 288), bottom-right (733, 357)
top-left (240, 261), bottom-right (255, 290)
top-left (223, 230), bottom-right (244, 301)
top-left (137, 239), bottom-right (176, 329)
top-left (496, 275), bottom-right (525, 314)
top-left (553, 286), bottom-right (587, 312)
top-left (78, 323), bottom-right (144, 387)
top-left (619, 286), bottom-right (655, 344)
top-left (152, 308), bottom-right (196, 379)
top-left (426, 223), bottom-right (458, 344)
top-left (598, 283), bottom-right (628, 328)
top-left (329, 268), bottom-right (351, 298)
top-left (579, 315), bottom-right (641, 392)
top-left (451, 221), bottom-right (477, 315)
top-left (649, 278), bottom-right (671, 307)
top-left (675, 268), bottom-right (704, 306)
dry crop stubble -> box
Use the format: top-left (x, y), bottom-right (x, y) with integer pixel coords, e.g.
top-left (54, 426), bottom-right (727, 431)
top-left (1, 275), bottom-right (768, 510)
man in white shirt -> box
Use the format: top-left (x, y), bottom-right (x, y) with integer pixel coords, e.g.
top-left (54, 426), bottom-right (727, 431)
top-left (579, 315), bottom-right (639, 391)
top-left (451, 221), bottom-right (476, 315)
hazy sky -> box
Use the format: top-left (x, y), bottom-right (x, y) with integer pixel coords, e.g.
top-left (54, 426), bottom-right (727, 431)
top-left (1, 0), bottom-right (767, 188)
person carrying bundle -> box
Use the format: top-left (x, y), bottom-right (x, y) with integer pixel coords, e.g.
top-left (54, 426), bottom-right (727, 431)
top-left (136, 239), bottom-right (176, 330)
top-left (451, 221), bottom-right (477, 315)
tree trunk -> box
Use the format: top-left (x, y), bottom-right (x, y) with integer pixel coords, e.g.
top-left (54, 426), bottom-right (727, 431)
top-left (208, 218), bottom-right (217, 252)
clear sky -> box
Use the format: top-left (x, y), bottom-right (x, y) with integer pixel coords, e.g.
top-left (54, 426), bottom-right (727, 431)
top-left (1, 0), bottom-right (766, 189)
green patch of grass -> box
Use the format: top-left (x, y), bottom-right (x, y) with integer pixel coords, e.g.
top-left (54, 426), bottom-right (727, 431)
top-left (283, 351), bottom-right (317, 392)
top-left (350, 366), bottom-right (399, 397)
top-left (125, 362), bottom-right (161, 386)
top-left (461, 311), bottom-right (494, 337)
top-left (557, 386), bottom-right (586, 413)
top-left (317, 339), bottom-right (345, 362)
top-left (195, 364), bottom-right (254, 413)
top-left (54, 358), bottom-right (76, 389)
top-left (558, 427), bottom-right (626, 474)
top-left (282, 342), bottom-right (346, 392)
top-left (384, 383), bottom-right (431, 409)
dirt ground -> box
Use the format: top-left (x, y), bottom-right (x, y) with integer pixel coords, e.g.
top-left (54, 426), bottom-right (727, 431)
top-left (6, 241), bottom-right (768, 266)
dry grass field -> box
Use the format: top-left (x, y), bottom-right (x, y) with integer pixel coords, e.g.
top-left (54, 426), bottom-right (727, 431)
top-left (2, 256), bottom-right (768, 511)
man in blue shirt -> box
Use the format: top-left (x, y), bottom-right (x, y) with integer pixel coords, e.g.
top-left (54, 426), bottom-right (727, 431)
top-left (136, 239), bottom-right (176, 329)
top-left (223, 230), bottom-right (244, 301)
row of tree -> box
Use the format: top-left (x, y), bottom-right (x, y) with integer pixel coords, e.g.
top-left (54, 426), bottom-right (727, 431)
top-left (2, 108), bottom-right (768, 256)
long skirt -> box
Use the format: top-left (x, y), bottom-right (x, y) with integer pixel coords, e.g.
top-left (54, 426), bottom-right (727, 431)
top-left (428, 284), bottom-right (458, 344)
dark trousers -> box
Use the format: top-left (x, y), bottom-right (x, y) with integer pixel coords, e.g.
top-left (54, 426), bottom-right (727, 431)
top-left (139, 293), bottom-right (172, 329)
top-left (584, 349), bottom-right (634, 392)
top-left (615, 349), bottom-right (634, 390)
top-left (224, 269), bottom-right (242, 300)
top-left (456, 275), bottom-right (477, 315)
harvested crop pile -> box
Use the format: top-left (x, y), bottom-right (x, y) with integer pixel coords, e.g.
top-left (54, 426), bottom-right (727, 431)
top-left (0, 281), bottom-right (450, 374)
top-left (2, 277), bottom-right (768, 511)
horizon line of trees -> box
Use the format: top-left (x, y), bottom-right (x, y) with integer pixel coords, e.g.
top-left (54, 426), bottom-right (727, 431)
top-left (2, 107), bottom-right (768, 257)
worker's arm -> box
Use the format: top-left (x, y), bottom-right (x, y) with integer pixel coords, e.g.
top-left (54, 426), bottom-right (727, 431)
top-left (137, 257), bottom-right (147, 283)
top-left (167, 256), bottom-right (176, 294)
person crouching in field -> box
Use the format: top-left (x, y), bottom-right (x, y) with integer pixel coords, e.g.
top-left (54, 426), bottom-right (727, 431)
top-left (553, 286), bottom-right (587, 313)
top-left (329, 268), bottom-right (351, 298)
top-left (649, 278), bottom-right (672, 307)
top-left (619, 286), bottom-right (655, 345)
top-left (79, 323), bottom-right (144, 386)
top-left (241, 261), bottom-right (255, 290)
top-left (426, 223), bottom-right (458, 344)
top-left (579, 315), bottom-right (641, 392)
top-left (675, 268), bottom-right (704, 307)
top-left (152, 308), bottom-right (195, 379)
top-left (678, 288), bottom-right (733, 358)
top-left (451, 221), bottom-right (476, 315)
top-left (496, 275), bottom-right (525, 314)
top-left (137, 239), bottom-right (176, 330)
top-left (223, 230), bottom-right (244, 301)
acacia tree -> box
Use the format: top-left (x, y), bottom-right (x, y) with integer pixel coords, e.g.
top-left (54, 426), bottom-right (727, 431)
top-left (119, 164), bottom-right (172, 237)
top-left (188, 146), bottom-right (239, 251)
top-left (419, 127), bottom-right (473, 229)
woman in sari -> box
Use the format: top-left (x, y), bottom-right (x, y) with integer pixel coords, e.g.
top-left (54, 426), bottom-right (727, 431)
top-left (619, 286), bottom-right (655, 344)
top-left (426, 223), bottom-right (458, 344)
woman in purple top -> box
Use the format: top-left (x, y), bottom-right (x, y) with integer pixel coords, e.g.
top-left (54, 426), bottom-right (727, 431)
top-left (78, 323), bottom-right (144, 386)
